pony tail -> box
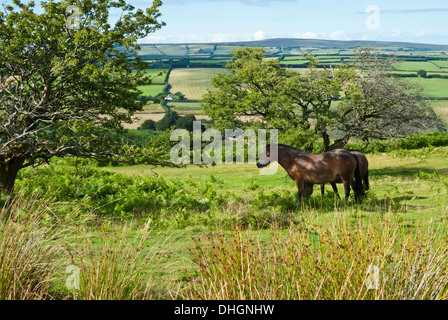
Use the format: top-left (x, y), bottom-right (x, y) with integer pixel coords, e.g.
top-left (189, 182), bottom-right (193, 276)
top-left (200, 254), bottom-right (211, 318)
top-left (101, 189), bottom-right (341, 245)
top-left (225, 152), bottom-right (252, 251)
top-left (353, 155), bottom-right (365, 200)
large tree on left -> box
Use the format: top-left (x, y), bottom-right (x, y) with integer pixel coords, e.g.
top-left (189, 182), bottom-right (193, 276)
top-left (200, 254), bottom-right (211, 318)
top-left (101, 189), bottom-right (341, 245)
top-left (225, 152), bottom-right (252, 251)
top-left (0, 0), bottom-right (165, 194)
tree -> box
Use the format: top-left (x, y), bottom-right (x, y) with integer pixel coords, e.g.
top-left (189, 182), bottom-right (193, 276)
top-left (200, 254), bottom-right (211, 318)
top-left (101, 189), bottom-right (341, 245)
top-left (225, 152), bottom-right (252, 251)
top-left (175, 114), bottom-right (198, 132)
top-left (173, 91), bottom-right (186, 101)
top-left (138, 119), bottom-right (157, 131)
top-left (203, 47), bottom-right (441, 152)
top-left (156, 110), bottom-right (179, 131)
top-left (0, 0), bottom-right (168, 194)
top-left (417, 69), bottom-right (427, 78)
top-left (337, 48), bottom-right (439, 148)
top-left (202, 47), bottom-right (353, 151)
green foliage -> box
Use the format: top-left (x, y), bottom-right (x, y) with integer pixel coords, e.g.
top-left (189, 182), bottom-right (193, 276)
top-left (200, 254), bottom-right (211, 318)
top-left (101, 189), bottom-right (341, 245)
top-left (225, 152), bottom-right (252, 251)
top-left (417, 69), bottom-right (428, 78)
top-left (138, 119), bottom-right (157, 131)
top-left (156, 110), bottom-right (180, 131)
top-left (0, 0), bottom-right (166, 193)
top-left (175, 115), bottom-right (197, 132)
top-left (349, 131), bottom-right (448, 153)
top-left (13, 164), bottom-right (227, 223)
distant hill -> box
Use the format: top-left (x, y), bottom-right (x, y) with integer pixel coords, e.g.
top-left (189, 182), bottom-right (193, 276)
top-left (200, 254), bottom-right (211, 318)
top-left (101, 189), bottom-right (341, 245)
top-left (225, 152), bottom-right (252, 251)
top-left (136, 38), bottom-right (448, 59)
top-left (173, 38), bottom-right (448, 50)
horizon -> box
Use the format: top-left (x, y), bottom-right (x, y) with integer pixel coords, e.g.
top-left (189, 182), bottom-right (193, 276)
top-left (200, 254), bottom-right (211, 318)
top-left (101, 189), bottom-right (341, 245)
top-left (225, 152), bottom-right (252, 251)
top-left (136, 36), bottom-right (448, 47)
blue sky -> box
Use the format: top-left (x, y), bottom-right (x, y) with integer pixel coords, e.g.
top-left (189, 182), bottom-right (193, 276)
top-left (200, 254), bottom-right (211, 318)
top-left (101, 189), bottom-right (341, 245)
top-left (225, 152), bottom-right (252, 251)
top-left (135, 0), bottom-right (448, 45)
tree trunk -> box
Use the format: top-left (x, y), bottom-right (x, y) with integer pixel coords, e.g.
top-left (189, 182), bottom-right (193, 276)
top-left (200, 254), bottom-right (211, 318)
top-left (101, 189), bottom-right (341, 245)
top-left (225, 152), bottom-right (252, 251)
top-left (322, 131), bottom-right (331, 152)
top-left (328, 134), bottom-right (351, 151)
top-left (0, 157), bottom-right (25, 195)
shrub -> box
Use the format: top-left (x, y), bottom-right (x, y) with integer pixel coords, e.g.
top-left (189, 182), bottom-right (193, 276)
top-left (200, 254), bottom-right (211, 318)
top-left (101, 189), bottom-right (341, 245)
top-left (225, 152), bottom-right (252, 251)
top-left (156, 111), bottom-right (179, 131)
top-left (138, 119), bottom-right (157, 131)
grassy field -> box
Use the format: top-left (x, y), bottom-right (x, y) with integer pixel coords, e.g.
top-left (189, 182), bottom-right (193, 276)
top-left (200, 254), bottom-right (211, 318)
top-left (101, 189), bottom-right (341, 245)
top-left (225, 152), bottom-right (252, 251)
top-left (393, 61), bottom-right (442, 72)
top-left (138, 84), bottom-right (166, 97)
top-left (168, 68), bottom-right (229, 100)
top-left (430, 100), bottom-right (448, 126)
top-left (410, 77), bottom-right (448, 99)
top-left (169, 102), bottom-right (202, 115)
top-left (142, 68), bottom-right (168, 84)
top-left (108, 147), bottom-right (448, 223)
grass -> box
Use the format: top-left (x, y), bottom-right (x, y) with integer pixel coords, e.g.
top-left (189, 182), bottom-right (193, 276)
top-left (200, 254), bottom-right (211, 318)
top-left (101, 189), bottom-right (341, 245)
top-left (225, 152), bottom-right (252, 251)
top-left (186, 214), bottom-right (448, 300)
top-left (393, 61), bottom-right (442, 72)
top-left (4, 146), bottom-right (448, 299)
top-left (138, 84), bottom-right (166, 97)
top-left (408, 77), bottom-right (448, 98)
top-left (168, 68), bottom-right (230, 100)
top-left (431, 100), bottom-right (448, 126)
top-left (142, 68), bottom-right (168, 84)
top-left (108, 147), bottom-right (448, 225)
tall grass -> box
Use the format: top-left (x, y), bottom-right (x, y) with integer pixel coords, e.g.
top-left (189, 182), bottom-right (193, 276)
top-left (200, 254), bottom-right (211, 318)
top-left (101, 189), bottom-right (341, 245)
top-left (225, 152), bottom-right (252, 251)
top-left (186, 212), bottom-right (448, 300)
top-left (0, 195), bottom-right (72, 300)
top-left (66, 221), bottom-right (176, 300)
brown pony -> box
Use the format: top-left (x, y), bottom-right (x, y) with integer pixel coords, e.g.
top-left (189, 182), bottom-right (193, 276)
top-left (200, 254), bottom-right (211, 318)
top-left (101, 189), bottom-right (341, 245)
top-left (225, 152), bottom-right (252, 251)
top-left (257, 144), bottom-right (364, 202)
top-left (304, 151), bottom-right (369, 197)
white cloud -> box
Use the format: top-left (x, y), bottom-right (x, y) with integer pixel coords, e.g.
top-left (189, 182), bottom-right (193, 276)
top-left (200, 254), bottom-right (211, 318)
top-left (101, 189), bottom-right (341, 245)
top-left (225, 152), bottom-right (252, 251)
top-left (253, 30), bottom-right (266, 40)
top-left (329, 30), bottom-right (350, 40)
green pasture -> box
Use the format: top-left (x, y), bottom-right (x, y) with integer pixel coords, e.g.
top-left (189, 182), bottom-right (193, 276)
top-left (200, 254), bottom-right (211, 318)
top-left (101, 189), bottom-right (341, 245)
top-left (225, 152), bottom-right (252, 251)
top-left (156, 45), bottom-right (188, 56)
top-left (141, 68), bottom-right (168, 84)
top-left (108, 147), bottom-right (448, 224)
top-left (169, 102), bottom-right (202, 115)
top-left (393, 61), bottom-right (442, 72)
top-left (430, 100), bottom-right (448, 126)
top-left (168, 68), bottom-right (230, 100)
top-left (138, 84), bottom-right (166, 97)
top-left (409, 77), bottom-right (448, 99)
top-left (432, 60), bottom-right (448, 69)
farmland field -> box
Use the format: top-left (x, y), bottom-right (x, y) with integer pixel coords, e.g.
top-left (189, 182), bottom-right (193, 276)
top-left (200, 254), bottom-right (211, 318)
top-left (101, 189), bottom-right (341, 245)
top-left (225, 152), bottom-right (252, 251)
top-left (169, 102), bottom-right (202, 115)
top-left (137, 84), bottom-right (165, 97)
top-left (409, 77), bottom-right (448, 99)
top-left (393, 61), bottom-right (442, 72)
top-left (142, 68), bottom-right (168, 84)
top-left (168, 68), bottom-right (230, 100)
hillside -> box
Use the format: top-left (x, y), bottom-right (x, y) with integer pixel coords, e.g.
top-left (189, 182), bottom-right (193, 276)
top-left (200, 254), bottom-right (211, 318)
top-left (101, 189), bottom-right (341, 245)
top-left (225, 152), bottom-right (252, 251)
top-left (136, 38), bottom-right (448, 59)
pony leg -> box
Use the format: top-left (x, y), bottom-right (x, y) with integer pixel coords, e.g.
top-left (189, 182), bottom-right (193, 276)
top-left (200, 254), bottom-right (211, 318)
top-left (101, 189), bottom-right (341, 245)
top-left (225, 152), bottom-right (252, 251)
top-left (296, 178), bottom-right (305, 204)
top-left (331, 182), bottom-right (340, 198)
top-left (320, 184), bottom-right (325, 196)
top-left (343, 179), bottom-right (351, 200)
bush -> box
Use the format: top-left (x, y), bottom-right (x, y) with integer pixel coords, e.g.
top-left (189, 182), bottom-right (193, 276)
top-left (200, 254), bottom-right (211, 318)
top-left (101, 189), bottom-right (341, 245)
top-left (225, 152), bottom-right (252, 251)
top-left (13, 164), bottom-right (224, 222)
top-left (138, 119), bottom-right (157, 131)
top-left (156, 111), bottom-right (179, 131)
top-left (175, 115), bottom-right (197, 132)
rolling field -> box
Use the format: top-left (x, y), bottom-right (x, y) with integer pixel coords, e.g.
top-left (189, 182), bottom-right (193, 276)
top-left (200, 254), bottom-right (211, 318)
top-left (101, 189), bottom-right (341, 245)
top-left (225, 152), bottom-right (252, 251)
top-left (393, 61), bottom-right (442, 72)
top-left (169, 102), bottom-right (202, 115)
top-left (430, 100), bottom-right (448, 126)
top-left (410, 77), bottom-right (448, 99)
top-left (168, 68), bottom-right (230, 100)
top-left (138, 84), bottom-right (165, 97)
top-left (142, 68), bottom-right (168, 84)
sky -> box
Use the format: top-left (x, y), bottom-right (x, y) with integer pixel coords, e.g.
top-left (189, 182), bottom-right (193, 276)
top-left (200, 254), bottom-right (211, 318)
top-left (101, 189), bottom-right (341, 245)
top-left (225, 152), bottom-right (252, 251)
top-left (133, 0), bottom-right (448, 45)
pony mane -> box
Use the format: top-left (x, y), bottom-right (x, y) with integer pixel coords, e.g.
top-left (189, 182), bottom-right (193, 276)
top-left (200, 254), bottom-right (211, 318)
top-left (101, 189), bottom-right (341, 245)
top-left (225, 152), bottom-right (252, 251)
top-left (268, 143), bottom-right (304, 155)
